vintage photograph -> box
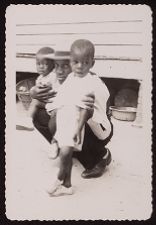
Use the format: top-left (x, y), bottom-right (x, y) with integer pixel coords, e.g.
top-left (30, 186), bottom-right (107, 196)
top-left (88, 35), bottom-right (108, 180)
top-left (5, 4), bottom-right (152, 220)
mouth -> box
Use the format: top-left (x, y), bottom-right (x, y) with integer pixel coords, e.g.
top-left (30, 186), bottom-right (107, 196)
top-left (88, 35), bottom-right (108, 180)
top-left (75, 71), bottom-right (83, 75)
top-left (57, 74), bottom-right (66, 78)
top-left (38, 71), bottom-right (46, 75)
top-left (75, 70), bottom-right (82, 73)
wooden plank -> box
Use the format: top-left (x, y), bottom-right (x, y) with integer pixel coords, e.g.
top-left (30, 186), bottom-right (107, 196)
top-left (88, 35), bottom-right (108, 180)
top-left (16, 53), bottom-right (141, 62)
top-left (93, 60), bottom-right (143, 80)
top-left (16, 21), bottom-right (143, 34)
top-left (95, 46), bottom-right (143, 59)
top-left (16, 20), bottom-right (143, 26)
top-left (16, 45), bottom-right (143, 59)
top-left (16, 58), bottom-right (36, 73)
top-left (16, 33), bottom-right (143, 46)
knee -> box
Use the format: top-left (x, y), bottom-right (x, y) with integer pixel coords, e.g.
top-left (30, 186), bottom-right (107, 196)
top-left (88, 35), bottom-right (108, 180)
top-left (59, 146), bottom-right (73, 160)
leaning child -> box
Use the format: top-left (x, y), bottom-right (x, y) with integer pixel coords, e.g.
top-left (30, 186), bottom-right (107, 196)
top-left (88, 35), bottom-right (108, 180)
top-left (23, 47), bottom-right (56, 129)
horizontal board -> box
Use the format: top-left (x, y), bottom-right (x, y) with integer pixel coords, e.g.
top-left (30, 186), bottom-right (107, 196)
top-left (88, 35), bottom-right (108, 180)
top-left (16, 57), bottom-right (143, 80)
top-left (16, 21), bottom-right (143, 34)
top-left (93, 60), bottom-right (143, 80)
top-left (95, 45), bottom-right (143, 59)
top-left (16, 45), bottom-right (143, 59)
top-left (16, 58), bottom-right (36, 73)
top-left (16, 33), bottom-right (143, 46)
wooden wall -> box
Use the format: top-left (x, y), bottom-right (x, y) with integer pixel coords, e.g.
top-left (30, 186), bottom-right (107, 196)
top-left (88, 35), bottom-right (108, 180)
top-left (15, 5), bottom-right (151, 80)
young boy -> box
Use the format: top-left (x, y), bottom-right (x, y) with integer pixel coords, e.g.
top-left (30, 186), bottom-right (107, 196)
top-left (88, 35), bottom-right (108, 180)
top-left (46, 39), bottom-right (112, 196)
top-left (23, 47), bottom-right (55, 129)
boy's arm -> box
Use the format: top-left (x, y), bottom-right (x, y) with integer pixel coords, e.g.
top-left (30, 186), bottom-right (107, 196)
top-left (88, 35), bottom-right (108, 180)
top-left (73, 108), bottom-right (93, 144)
top-left (78, 108), bottom-right (93, 132)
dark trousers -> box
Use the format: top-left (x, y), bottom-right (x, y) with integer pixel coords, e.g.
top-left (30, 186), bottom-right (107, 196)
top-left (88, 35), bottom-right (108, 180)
top-left (33, 108), bottom-right (113, 170)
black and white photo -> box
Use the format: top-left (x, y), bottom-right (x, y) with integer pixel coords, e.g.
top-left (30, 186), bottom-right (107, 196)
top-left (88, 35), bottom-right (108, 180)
top-left (5, 4), bottom-right (152, 220)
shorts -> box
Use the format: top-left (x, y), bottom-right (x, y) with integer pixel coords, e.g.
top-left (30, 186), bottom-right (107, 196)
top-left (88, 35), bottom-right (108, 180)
top-left (54, 105), bottom-right (85, 151)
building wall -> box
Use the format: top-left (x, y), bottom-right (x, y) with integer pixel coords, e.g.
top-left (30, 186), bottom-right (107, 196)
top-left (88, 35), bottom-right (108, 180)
top-left (15, 5), bottom-right (150, 80)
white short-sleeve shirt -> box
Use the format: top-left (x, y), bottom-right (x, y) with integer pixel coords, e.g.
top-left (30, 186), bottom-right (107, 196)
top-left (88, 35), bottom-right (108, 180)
top-left (51, 72), bottom-right (112, 139)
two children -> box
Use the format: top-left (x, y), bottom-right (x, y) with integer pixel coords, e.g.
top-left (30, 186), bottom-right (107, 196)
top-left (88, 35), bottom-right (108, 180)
top-left (46, 39), bottom-right (112, 196)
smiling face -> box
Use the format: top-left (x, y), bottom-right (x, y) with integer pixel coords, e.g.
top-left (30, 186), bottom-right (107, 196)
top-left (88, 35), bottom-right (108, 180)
top-left (70, 50), bottom-right (94, 78)
top-left (36, 55), bottom-right (55, 76)
top-left (54, 59), bottom-right (72, 84)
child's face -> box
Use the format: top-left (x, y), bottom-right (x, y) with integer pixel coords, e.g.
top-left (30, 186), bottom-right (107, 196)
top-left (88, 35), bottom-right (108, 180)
top-left (36, 56), bottom-right (54, 76)
top-left (70, 51), bottom-right (94, 77)
top-left (54, 60), bottom-right (71, 83)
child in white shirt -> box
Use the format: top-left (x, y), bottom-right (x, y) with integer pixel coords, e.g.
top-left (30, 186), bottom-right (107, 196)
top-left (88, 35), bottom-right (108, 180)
top-left (47, 39), bottom-right (111, 196)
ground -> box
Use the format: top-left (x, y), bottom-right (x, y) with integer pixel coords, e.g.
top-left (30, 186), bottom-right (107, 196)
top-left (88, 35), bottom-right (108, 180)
top-left (5, 102), bottom-right (152, 220)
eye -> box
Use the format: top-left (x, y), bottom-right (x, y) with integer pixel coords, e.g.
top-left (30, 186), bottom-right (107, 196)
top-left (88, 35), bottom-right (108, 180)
top-left (43, 61), bottom-right (49, 66)
top-left (37, 62), bottom-right (42, 66)
top-left (72, 60), bottom-right (78, 64)
top-left (63, 64), bottom-right (69, 69)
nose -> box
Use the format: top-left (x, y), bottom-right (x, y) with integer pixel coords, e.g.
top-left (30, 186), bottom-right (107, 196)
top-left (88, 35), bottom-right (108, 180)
top-left (56, 67), bottom-right (63, 74)
top-left (77, 62), bottom-right (83, 69)
top-left (39, 64), bottom-right (44, 69)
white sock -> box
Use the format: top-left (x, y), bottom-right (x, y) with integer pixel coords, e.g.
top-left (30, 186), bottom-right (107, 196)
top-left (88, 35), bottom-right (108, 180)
top-left (103, 149), bottom-right (109, 159)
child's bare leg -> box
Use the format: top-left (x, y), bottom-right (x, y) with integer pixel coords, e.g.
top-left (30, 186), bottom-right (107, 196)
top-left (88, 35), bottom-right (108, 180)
top-left (48, 139), bottom-right (59, 159)
top-left (62, 156), bottom-right (73, 188)
top-left (47, 146), bottom-right (73, 195)
top-left (48, 110), bottom-right (57, 137)
top-left (16, 99), bottom-right (43, 130)
top-left (53, 160), bottom-right (73, 196)
top-left (58, 146), bottom-right (73, 183)
top-left (29, 99), bottom-right (45, 119)
top-left (47, 110), bottom-right (60, 159)
top-left (28, 100), bottom-right (38, 119)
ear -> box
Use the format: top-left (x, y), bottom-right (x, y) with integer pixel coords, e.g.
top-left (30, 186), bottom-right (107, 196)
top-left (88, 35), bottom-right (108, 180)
top-left (50, 60), bottom-right (55, 69)
top-left (92, 59), bottom-right (95, 67)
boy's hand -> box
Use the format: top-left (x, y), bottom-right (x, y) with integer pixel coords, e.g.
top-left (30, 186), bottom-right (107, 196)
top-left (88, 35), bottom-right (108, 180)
top-left (81, 92), bottom-right (95, 110)
top-left (37, 81), bottom-right (52, 89)
top-left (30, 85), bottom-right (57, 102)
top-left (80, 92), bottom-right (95, 120)
top-left (73, 130), bottom-right (81, 145)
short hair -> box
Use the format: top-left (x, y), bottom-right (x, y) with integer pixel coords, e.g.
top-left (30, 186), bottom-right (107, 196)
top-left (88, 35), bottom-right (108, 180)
top-left (70, 39), bottom-right (95, 59)
top-left (36, 47), bottom-right (54, 56)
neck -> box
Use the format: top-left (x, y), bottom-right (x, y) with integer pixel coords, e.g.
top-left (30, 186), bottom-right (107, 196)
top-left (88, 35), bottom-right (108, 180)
top-left (74, 72), bottom-right (87, 78)
top-left (58, 80), bottom-right (64, 85)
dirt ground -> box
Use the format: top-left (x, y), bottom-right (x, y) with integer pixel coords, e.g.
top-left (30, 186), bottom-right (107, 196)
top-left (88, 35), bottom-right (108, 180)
top-left (5, 103), bottom-right (152, 220)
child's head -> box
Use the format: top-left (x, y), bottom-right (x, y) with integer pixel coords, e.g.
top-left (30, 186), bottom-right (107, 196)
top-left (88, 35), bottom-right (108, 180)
top-left (70, 39), bottom-right (95, 77)
top-left (36, 47), bottom-right (55, 76)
